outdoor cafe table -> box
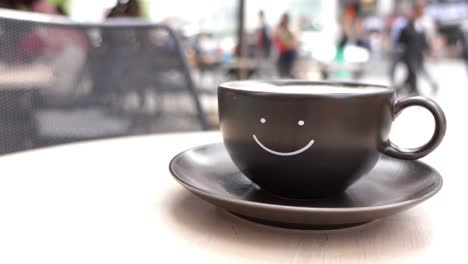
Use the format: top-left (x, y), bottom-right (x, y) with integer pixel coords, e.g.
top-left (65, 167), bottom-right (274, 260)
top-left (0, 130), bottom-right (462, 263)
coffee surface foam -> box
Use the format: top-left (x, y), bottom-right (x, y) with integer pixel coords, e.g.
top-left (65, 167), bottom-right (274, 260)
top-left (221, 81), bottom-right (389, 95)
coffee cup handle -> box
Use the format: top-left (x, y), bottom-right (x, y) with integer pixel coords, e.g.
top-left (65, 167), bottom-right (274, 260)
top-left (383, 96), bottom-right (446, 160)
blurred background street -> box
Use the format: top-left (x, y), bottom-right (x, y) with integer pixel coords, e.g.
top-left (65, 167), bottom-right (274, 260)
top-left (1, 0), bottom-right (467, 154)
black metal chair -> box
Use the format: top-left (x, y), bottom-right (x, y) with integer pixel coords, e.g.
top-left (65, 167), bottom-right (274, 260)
top-left (0, 9), bottom-right (209, 155)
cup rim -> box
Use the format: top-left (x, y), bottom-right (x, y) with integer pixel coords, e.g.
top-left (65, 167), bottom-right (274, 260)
top-left (219, 80), bottom-right (393, 97)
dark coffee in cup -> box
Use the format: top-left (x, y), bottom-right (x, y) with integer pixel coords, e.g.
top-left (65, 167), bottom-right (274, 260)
top-left (218, 80), bottom-right (446, 199)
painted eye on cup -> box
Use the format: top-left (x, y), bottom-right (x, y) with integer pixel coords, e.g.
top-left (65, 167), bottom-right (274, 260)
top-left (260, 118), bottom-right (266, 124)
top-left (298, 120), bottom-right (305, 126)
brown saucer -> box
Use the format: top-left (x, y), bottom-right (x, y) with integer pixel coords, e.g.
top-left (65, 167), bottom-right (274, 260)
top-left (169, 143), bottom-right (443, 230)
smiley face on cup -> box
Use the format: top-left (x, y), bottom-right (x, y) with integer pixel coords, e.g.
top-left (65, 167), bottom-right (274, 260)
top-left (253, 117), bottom-right (315, 156)
top-left (218, 80), bottom-right (446, 199)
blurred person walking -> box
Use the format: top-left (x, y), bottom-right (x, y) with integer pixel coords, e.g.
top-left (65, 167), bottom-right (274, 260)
top-left (256, 10), bottom-right (272, 58)
top-left (389, 14), bottom-right (408, 86)
top-left (397, 2), bottom-right (437, 95)
top-left (1, 0), bottom-right (87, 62)
top-left (107, 0), bottom-right (141, 18)
top-left (459, 21), bottom-right (468, 76)
top-left (0, 0), bottom-right (63, 13)
top-left (273, 13), bottom-right (298, 78)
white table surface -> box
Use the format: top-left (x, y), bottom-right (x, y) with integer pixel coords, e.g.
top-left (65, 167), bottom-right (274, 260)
top-left (0, 126), bottom-right (462, 263)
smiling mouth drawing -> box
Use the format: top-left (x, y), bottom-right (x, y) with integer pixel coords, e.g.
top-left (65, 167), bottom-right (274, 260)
top-left (252, 135), bottom-right (315, 156)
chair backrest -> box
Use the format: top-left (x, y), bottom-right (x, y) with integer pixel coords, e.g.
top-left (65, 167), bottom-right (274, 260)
top-left (0, 9), bottom-right (209, 155)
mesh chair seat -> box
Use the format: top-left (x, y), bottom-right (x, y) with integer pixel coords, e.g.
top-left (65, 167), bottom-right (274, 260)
top-left (0, 9), bottom-right (209, 155)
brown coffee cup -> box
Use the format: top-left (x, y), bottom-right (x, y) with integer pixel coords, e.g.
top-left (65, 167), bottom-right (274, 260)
top-left (218, 80), bottom-right (446, 199)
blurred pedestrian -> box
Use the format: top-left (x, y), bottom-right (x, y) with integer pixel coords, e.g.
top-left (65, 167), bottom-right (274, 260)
top-left (397, 1), bottom-right (437, 95)
top-left (0, 0), bottom-right (62, 14)
top-left (273, 13), bottom-right (298, 78)
top-left (389, 14), bottom-right (408, 87)
top-left (354, 20), bottom-right (371, 51)
top-left (256, 10), bottom-right (272, 58)
top-left (4, 0), bottom-right (87, 62)
top-left (459, 21), bottom-right (468, 76)
top-left (107, 0), bottom-right (141, 18)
